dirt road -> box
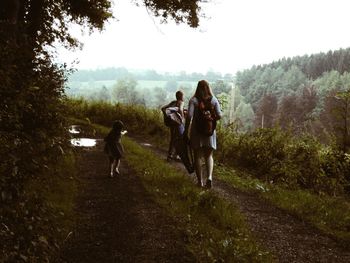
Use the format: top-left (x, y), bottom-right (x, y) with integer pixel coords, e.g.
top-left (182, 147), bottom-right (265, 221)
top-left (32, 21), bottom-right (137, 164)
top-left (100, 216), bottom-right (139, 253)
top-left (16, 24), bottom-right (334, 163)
top-left (58, 136), bottom-right (350, 262)
top-left (58, 140), bottom-right (195, 263)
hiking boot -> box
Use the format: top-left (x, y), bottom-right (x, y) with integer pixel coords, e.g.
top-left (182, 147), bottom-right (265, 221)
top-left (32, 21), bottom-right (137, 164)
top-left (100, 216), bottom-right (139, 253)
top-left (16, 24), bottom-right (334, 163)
top-left (205, 179), bottom-right (212, 189)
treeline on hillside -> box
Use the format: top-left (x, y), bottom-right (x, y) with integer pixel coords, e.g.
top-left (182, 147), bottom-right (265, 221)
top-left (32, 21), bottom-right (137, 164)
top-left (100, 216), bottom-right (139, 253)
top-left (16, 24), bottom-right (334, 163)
top-left (257, 48), bottom-right (350, 80)
top-left (68, 67), bottom-right (234, 82)
top-left (233, 48), bottom-right (350, 152)
top-left (236, 48), bottom-right (350, 109)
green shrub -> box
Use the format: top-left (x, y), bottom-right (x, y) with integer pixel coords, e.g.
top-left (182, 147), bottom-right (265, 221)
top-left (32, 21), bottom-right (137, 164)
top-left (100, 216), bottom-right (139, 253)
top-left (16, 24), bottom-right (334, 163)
top-left (286, 136), bottom-right (323, 190)
top-left (218, 128), bottom-right (289, 178)
top-left (218, 127), bottom-right (349, 195)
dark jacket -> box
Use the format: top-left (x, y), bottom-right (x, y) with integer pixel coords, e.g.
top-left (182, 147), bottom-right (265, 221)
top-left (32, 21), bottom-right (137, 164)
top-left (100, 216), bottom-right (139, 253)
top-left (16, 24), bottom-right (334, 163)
top-left (104, 129), bottom-right (124, 158)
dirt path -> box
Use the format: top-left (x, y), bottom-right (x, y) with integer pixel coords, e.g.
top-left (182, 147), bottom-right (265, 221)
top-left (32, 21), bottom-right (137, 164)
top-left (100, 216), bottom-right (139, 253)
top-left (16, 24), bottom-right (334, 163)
top-left (58, 140), bottom-right (195, 263)
top-left (136, 137), bottom-right (350, 263)
top-left (58, 134), bottom-right (350, 263)
top-left (214, 180), bottom-right (350, 263)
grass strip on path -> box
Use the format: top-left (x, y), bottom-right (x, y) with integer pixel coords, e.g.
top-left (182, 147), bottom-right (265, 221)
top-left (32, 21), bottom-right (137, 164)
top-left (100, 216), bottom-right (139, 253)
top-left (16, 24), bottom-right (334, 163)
top-left (122, 136), bottom-right (274, 263)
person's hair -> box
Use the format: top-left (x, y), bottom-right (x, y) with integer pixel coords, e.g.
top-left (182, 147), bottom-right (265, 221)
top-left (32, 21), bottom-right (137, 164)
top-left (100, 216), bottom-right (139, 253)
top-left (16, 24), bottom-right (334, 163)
top-left (175, 90), bottom-right (184, 101)
top-left (112, 120), bottom-right (124, 131)
top-left (194, 80), bottom-right (213, 100)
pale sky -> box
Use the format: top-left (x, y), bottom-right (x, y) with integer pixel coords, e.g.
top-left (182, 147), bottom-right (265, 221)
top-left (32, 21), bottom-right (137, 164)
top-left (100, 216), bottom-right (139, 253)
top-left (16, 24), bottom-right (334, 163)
top-left (58, 0), bottom-right (350, 75)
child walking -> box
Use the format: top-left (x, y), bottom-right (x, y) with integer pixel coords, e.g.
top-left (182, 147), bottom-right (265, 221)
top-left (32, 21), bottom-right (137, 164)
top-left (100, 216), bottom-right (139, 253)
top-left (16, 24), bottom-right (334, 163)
top-left (104, 120), bottom-right (126, 178)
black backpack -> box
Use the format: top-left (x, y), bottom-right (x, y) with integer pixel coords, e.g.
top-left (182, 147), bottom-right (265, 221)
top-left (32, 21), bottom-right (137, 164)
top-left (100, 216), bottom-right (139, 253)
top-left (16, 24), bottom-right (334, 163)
top-left (195, 97), bottom-right (217, 136)
top-left (162, 100), bottom-right (180, 127)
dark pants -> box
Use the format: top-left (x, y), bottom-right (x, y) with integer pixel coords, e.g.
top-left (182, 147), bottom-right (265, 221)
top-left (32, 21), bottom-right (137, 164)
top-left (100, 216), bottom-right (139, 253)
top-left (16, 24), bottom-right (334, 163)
top-left (167, 124), bottom-right (184, 158)
top-left (167, 126), bottom-right (177, 158)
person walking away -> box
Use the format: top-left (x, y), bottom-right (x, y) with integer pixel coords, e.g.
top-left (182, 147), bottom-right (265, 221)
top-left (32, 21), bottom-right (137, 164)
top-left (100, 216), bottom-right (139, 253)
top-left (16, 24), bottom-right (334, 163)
top-left (161, 90), bottom-right (185, 161)
top-left (104, 120), bottom-right (127, 178)
top-left (184, 80), bottom-right (221, 188)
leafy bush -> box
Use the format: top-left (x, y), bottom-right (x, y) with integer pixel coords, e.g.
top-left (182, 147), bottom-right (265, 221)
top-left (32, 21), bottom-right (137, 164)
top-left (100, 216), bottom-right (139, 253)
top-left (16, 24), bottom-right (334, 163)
top-left (286, 136), bottom-right (324, 190)
top-left (218, 128), bottom-right (288, 177)
top-left (318, 149), bottom-right (350, 195)
top-left (218, 127), bottom-right (350, 195)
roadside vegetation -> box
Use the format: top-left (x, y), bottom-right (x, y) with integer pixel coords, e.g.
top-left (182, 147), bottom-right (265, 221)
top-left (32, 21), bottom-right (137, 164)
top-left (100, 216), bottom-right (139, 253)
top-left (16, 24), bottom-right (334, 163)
top-left (217, 127), bottom-right (350, 195)
top-left (1, 150), bottom-right (78, 262)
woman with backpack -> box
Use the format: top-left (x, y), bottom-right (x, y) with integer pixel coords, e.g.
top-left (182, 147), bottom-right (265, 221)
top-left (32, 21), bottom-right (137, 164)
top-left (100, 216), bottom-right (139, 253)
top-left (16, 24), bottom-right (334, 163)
top-left (184, 80), bottom-right (222, 188)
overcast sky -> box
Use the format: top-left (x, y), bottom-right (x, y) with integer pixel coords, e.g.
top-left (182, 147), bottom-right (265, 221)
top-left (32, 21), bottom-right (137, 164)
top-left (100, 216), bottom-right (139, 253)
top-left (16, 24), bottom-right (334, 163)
top-left (58, 0), bottom-right (350, 75)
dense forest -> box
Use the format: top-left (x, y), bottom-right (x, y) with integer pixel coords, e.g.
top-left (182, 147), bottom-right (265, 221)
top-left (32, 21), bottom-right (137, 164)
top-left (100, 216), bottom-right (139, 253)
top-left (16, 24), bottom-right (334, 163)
top-left (234, 48), bottom-right (350, 151)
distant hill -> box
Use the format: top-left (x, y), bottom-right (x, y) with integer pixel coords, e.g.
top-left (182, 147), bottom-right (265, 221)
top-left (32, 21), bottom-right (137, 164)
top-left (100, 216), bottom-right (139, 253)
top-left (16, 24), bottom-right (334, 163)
top-left (68, 67), bottom-right (234, 83)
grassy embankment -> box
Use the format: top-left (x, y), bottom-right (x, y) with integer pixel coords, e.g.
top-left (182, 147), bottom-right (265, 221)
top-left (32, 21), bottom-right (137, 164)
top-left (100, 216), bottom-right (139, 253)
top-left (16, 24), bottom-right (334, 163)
top-left (21, 152), bottom-right (78, 261)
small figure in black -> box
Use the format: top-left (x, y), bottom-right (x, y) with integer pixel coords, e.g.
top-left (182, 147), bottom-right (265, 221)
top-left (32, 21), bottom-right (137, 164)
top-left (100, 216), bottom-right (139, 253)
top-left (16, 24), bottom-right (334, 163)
top-left (104, 120), bottom-right (127, 178)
